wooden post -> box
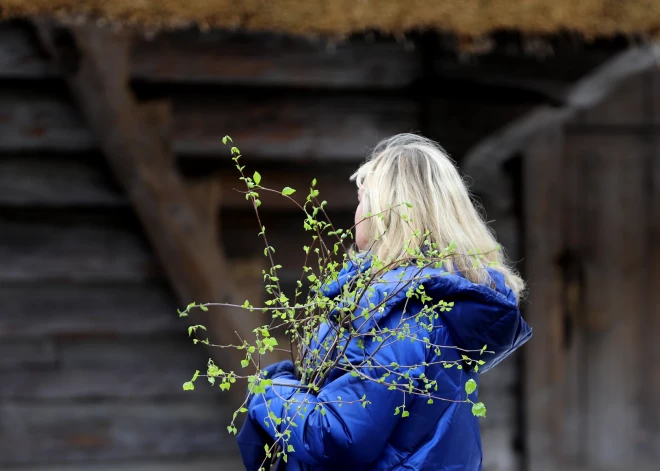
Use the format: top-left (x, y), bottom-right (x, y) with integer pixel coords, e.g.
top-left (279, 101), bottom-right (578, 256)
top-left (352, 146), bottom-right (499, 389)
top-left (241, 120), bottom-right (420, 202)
top-left (33, 22), bottom-right (280, 397)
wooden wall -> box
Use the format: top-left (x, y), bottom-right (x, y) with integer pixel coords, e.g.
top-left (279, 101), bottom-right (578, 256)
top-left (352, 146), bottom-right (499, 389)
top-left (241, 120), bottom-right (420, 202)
top-left (523, 68), bottom-right (660, 471)
top-left (0, 20), bottom-right (623, 470)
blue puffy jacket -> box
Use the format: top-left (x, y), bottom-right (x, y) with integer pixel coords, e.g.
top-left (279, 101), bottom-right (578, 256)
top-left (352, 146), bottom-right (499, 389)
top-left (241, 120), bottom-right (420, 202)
top-left (247, 260), bottom-right (532, 471)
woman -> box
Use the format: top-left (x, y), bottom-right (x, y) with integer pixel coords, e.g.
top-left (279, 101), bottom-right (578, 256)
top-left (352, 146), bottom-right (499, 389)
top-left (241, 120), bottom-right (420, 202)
top-left (237, 134), bottom-right (532, 471)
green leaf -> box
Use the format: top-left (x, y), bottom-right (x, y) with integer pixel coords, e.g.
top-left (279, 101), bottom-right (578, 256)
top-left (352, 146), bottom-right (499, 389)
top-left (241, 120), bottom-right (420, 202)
top-left (282, 187), bottom-right (296, 196)
top-left (183, 381), bottom-right (194, 391)
top-left (287, 444), bottom-right (295, 452)
top-left (241, 359), bottom-right (250, 368)
top-left (471, 402), bottom-right (487, 418)
top-left (402, 410), bottom-right (410, 418)
top-left (311, 178), bottom-right (317, 187)
top-left (465, 379), bottom-right (477, 395)
top-left (253, 171), bottom-right (262, 185)
top-left (222, 135), bottom-right (233, 145)
top-left (404, 201), bottom-right (413, 208)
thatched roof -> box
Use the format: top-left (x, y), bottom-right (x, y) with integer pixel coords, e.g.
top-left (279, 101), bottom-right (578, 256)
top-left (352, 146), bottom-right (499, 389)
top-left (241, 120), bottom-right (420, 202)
top-left (2, 0), bottom-right (660, 38)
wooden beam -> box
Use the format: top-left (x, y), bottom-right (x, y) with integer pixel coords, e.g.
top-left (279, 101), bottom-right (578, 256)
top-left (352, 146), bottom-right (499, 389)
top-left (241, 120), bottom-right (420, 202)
top-left (33, 22), bottom-right (277, 388)
top-left (463, 43), bottom-right (660, 197)
top-left (0, 156), bottom-right (359, 210)
top-left (0, 87), bottom-right (418, 160)
top-left (0, 22), bottom-right (421, 88)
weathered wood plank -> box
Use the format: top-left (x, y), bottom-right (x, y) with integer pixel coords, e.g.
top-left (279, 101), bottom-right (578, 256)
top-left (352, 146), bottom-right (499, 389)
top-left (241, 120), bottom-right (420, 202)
top-left (1, 458), bottom-right (245, 471)
top-left (0, 89), bottom-right (94, 151)
top-left (0, 369), bottom-right (216, 400)
top-left (0, 216), bottom-right (334, 285)
top-left (131, 30), bottom-right (421, 88)
top-left (0, 340), bottom-right (56, 369)
top-left (0, 157), bottom-right (123, 207)
top-left (0, 338), bottom-right (215, 399)
top-left (0, 156), bottom-right (359, 210)
top-left (0, 89), bottom-right (419, 160)
top-left (0, 22), bottom-right (56, 78)
top-left (0, 283), bottom-right (181, 337)
top-left (577, 134), bottom-right (648, 467)
top-left (0, 219), bottom-right (158, 282)
top-left (523, 124), bottom-right (565, 471)
top-left (0, 22), bottom-right (420, 88)
top-left (56, 338), bottom-right (201, 368)
top-left (0, 402), bottom-right (237, 465)
top-left (559, 131), bottom-right (588, 464)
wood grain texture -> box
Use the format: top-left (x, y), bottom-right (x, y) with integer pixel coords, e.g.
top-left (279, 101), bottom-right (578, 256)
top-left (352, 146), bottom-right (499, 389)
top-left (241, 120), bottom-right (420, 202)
top-left (33, 23), bottom-right (278, 386)
top-left (0, 402), bottom-right (236, 465)
top-left (0, 88), bottom-right (419, 160)
top-left (1, 458), bottom-right (245, 471)
top-left (559, 130), bottom-right (588, 464)
top-left (0, 219), bottom-right (158, 282)
top-left (0, 283), bottom-right (180, 337)
top-left (0, 340), bottom-right (56, 369)
top-left (523, 124), bottom-right (565, 471)
top-left (0, 338), bottom-right (216, 399)
top-left (0, 156), bottom-right (359, 210)
top-left (576, 134), bottom-right (649, 467)
top-left (0, 22), bottom-right (421, 88)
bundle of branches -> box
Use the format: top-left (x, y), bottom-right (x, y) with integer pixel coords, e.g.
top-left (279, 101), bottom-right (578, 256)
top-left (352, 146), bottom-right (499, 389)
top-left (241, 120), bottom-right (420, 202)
top-left (179, 137), bottom-right (491, 467)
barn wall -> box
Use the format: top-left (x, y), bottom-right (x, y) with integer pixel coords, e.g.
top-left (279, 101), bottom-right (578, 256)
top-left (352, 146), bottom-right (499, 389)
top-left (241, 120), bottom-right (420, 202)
top-left (522, 67), bottom-right (660, 471)
top-left (0, 20), bottom-right (602, 471)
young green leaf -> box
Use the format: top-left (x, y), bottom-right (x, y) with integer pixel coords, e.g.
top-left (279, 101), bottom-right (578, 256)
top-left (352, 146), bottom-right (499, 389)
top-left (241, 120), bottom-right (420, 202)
top-left (471, 402), bottom-right (487, 417)
top-left (282, 187), bottom-right (296, 196)
top-left (465, 379), bottom-right (477, 395)
top-left (241, 359), bottom-right (250, 368)
top-left (253, 171), bottom-right (262, 185)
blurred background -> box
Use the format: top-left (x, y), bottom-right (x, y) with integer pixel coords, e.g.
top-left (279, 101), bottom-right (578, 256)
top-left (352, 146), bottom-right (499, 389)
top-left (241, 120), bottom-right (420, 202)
top-left (0, 2), bottom-right (658, 471)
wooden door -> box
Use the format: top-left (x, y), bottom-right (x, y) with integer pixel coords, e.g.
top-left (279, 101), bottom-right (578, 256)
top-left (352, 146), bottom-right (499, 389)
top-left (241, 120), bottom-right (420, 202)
top-left (523, 126), bottom-right (659, 471)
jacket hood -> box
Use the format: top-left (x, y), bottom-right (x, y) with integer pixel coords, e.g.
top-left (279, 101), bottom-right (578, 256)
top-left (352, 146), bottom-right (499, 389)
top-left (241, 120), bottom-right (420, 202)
top-left (321, 257), bottom-right (532, 374)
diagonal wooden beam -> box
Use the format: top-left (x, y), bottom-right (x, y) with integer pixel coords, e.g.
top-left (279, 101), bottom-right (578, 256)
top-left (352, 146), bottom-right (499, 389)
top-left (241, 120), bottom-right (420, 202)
top-left (33, 21), bottom-right (277, 397)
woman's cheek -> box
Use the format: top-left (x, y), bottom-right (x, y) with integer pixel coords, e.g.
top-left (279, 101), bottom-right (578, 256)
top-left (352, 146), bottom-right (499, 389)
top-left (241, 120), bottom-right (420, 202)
top-left (354, 202), bottom-right (368, 250)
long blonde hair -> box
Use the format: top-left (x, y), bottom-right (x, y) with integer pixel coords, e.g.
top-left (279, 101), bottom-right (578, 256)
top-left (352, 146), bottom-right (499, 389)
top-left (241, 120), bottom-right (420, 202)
top-left (351, 133), bottom-right (525, 301)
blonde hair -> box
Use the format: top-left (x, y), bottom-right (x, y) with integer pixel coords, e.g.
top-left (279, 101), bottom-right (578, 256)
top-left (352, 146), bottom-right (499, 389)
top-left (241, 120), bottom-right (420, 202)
top-left (351, 133), bottom-right (525, 301)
